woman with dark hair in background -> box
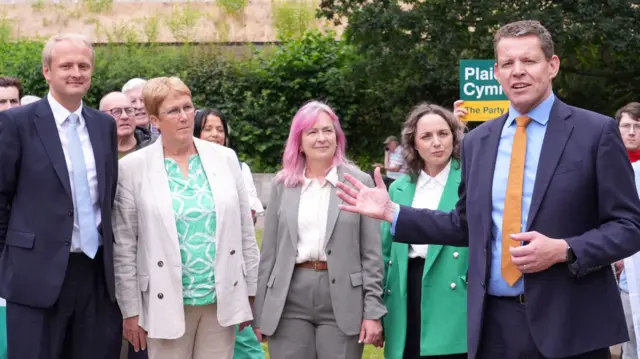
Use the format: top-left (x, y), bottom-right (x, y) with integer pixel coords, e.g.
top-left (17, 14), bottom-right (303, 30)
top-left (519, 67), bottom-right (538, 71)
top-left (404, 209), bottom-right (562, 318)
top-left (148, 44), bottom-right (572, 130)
top-left (194, 108), bottom-right (266, 359)
top-left (194, 109), bottom-right (265, 223)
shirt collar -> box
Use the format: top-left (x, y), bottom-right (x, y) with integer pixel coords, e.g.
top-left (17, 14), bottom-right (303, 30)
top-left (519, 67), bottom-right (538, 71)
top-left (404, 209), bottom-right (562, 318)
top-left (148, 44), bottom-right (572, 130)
top-left (417, 159), bottom-right (451, 189)
top-left (505, 92), bottom-right (555, 128)
top-left (302, 166), bottom-right (338, 192)
top-left (48, 92), bottom-right (84, 127)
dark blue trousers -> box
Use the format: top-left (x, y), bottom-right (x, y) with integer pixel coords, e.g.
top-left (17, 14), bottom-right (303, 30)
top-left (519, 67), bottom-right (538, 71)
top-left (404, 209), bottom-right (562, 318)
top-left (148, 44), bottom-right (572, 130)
top-left (478, 296), bottom-right (611, 359)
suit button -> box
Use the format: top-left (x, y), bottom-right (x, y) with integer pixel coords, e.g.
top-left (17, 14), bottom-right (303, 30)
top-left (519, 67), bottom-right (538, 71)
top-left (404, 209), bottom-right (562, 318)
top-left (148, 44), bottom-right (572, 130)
top-left (389, 260), bottom-right (392, 266)
top-left (233, 281), bottom-right (238, 287)
top-left (331, 279), bottom-right (335, 284)
top-left (387, 289), bottom-right (391, 294)
top-left (68, 210), bottom-right (73, 217)
top-left (450, 282), bottom-right (456, 290)
top-left (64, 240), bottom-right (70, 246)
top-left (230, 250), bottom-right (236, 255)
top-left (157, 261), bottom-right (164, 267)
top-left (453, 252), bottom-right (459, 259)
top-left (327, 250), bottom-right (332, 255)
top-left (157, 293), bottom-right (164, 299)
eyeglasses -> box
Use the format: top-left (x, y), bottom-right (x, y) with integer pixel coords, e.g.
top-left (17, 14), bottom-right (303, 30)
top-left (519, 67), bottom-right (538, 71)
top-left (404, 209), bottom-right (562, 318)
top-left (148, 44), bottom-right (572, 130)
top-left (104, 107), bottom-right (135, 117)
top-left (620, 123), bottom-right (640, 132)
top-left (160, 104), bottom-right (195, 118)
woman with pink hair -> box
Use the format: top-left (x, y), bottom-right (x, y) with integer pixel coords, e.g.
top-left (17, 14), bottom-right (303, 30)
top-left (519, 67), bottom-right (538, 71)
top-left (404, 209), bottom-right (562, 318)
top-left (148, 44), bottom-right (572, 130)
top-left (252, 101), bottom-right (386, 358)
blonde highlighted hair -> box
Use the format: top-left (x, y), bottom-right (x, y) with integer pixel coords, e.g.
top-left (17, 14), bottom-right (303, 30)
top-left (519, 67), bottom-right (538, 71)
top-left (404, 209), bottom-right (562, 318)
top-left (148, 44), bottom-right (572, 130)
top-left (142, 77), bottom-right (192, 117)
top-left (42, 33), bottom-right (94, 68)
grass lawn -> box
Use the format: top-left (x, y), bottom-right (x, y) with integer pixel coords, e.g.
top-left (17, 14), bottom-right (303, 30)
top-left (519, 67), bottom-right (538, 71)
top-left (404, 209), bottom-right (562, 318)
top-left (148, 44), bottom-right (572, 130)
top-left (254, 229), bottom-right (385, 359)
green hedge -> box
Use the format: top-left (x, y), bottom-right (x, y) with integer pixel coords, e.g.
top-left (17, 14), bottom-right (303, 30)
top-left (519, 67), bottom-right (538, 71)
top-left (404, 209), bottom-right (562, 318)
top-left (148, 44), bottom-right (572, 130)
top-left (0, 32), bottom-right (387, 172)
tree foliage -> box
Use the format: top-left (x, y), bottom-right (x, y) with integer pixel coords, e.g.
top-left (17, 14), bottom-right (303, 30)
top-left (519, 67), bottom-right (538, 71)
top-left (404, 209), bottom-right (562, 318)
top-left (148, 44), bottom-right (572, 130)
top-left (318, 0), bottom-right (640, 117)
top-left (0, 32), bottom-right (385, 172)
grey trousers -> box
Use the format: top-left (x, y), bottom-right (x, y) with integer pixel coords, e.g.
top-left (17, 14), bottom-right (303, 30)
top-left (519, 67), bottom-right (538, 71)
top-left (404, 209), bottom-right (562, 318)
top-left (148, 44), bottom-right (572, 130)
top-left (622, 291), bottom-right (638, 359)
top-left (267, 267), bottom-right (364, 359)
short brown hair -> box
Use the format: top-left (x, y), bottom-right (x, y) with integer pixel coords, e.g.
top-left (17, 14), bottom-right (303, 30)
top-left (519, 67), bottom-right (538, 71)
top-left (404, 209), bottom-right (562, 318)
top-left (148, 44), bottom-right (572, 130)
top-left (615, 102), bottom-right (640, 123)
top-left (494, 20), bottom-right (555, 60)
top-left (0, 76), bottom-right (23, 98)
top-left (401, 103), bottom-right (464, 182)
top-left (42, 33), bottom-right (94, 68)
top-left (142, 77), bottom-right (192, 117)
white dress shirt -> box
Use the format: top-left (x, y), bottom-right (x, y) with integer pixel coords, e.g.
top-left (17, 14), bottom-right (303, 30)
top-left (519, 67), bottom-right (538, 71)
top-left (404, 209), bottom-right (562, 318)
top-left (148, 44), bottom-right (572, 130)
top-left (295, 167), bottom-right (338, 263)
top-left (48, 93), bottom-right (101, 253)
top-left (241, 162), bottom-right (264, 215)
top-left (408, 160), bottom-right (451, 258)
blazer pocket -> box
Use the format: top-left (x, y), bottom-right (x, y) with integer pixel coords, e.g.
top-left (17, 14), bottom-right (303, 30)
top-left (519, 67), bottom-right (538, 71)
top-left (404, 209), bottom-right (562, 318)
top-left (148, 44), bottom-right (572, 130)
top-left (139, 275), bottom-right (150, 292)
top-left (350, 272), bottom-right (363, 287)
top-left (5, 230), bottom-right (35, 249)
top-left (267, 274), bottom-right (276, 288)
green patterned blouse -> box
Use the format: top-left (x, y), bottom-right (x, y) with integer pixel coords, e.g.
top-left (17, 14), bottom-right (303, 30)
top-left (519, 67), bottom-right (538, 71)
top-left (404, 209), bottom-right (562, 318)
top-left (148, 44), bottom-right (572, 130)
top-left (164, 154), bottom-right (217, 306)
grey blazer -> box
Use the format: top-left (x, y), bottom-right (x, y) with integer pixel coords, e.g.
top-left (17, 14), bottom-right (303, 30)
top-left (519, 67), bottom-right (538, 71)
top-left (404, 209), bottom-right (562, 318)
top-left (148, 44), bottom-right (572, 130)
top-left (253, 165), bottom-right (387, 336)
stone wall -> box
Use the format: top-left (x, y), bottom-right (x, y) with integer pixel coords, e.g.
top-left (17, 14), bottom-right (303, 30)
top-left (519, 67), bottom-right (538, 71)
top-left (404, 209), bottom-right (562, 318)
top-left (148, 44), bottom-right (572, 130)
top-left (0, 0), bottom-right (344, 43)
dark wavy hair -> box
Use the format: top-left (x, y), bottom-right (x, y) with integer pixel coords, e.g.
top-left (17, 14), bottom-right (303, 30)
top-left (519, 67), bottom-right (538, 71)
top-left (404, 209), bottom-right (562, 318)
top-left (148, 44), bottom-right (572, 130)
top-left (193, 108), bottom-right (231, 147)
top-left (401, 103), bottom-right (464, 182)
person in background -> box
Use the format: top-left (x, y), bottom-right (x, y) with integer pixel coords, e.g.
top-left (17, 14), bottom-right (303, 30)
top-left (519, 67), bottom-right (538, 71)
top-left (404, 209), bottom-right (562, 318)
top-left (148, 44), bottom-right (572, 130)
top-left (100, 91), bottom-right (152, 359)
top-left (373, 135), bottom-right (406, 188)
top-left (253, 100), bottom-right (386, 359)
top-left (381, 103), bottom-right (468, 359)
top-left (194, 108), bottom-right (265, 223)
top-left (113, 77), bottom-right (259, 359)
top-left (20, 95), bottom-right (40, 106)
top-left (0, 76), bottom-right (22, 111)
top-left (613, 101), bottom-right (640, 359)
top-left (122, 78), bottom-right (159, 143)
top-left (193, 108), bottom-right (265, 359)
top-left (100, 92), bottom-right (153, 159)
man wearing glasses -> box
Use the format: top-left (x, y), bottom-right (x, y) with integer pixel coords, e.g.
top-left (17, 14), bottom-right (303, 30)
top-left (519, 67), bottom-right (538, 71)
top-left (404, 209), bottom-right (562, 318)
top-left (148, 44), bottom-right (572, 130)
top-left (614, 102), bottom-right (640, 359)
top-left (100, 92), bottom-right (153, 159)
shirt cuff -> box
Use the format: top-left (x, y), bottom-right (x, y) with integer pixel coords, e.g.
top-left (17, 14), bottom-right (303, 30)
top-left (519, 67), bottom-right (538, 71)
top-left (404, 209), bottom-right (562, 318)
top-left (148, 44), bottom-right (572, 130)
top-left (390, 204), bottom-right (400, 236)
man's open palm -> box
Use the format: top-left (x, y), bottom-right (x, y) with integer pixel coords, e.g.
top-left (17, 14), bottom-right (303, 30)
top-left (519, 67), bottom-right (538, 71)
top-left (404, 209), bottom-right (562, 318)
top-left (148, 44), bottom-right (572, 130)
top-left (337, 167), bottom-right (395, 223)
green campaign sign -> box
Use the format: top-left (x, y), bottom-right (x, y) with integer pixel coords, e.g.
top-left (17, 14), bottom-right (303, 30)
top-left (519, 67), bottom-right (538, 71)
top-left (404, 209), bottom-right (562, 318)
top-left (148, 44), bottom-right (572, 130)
top-left (459, 59), bottom-right (509, 121)
top-left (459, 60), bottom-right (507, 101)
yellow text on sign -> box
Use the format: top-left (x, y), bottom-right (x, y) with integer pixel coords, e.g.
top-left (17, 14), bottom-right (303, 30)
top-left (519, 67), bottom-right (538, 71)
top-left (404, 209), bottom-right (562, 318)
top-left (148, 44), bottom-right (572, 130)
top-left (461, 100), bottom-right (510, 122)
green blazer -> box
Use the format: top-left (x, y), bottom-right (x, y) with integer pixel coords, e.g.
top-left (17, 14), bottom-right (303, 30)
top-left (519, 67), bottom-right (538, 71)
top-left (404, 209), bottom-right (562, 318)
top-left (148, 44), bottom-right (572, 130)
top-left (381, 160), bottom-right (468, 358)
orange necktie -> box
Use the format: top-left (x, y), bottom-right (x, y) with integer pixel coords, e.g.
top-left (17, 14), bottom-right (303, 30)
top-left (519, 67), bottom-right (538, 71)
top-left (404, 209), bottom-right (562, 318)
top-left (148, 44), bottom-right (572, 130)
top-left (501, 115), bottom-right (532, 286)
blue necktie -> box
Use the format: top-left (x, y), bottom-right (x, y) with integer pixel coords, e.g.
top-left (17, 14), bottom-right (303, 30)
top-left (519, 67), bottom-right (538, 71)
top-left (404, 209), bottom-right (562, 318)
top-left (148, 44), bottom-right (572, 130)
top-left (66, 113), bottom-right (99, 259)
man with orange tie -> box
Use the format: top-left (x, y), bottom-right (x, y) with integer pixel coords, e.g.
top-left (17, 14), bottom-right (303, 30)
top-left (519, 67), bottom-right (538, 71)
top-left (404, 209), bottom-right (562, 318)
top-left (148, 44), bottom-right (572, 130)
top-left (335, 20), bottom-right (640, 359)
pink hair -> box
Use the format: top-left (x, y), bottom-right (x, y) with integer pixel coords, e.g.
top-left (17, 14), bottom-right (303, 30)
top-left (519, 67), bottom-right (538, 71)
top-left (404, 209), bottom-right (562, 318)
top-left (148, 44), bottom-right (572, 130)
top-left (276, 101), bottom-right (352, 187)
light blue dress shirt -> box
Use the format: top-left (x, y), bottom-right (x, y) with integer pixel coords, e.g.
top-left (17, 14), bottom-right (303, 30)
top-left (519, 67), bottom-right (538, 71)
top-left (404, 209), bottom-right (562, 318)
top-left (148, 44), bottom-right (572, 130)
top-left (391, 93), bottom-right (556, 296)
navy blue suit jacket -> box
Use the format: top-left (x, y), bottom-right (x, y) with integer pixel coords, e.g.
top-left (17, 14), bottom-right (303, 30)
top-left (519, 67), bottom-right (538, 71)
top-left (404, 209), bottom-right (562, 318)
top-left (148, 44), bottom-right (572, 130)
top-left (395, 100), bottom-right (640, 359)
top-left (0, 98), bottom-right (118, 308)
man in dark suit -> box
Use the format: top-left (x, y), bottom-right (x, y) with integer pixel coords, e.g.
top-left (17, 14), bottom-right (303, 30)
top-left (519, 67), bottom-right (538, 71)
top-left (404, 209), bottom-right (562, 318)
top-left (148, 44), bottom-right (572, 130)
top-left (0, 33), bottom-right (121, 359)
top-left (336, 20), bottom-right (640, 359)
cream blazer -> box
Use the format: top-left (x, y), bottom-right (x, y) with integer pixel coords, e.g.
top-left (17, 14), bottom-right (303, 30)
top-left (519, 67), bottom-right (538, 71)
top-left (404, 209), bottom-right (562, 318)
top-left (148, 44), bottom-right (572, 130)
top-left (113, 136), bottom-right (260, 339)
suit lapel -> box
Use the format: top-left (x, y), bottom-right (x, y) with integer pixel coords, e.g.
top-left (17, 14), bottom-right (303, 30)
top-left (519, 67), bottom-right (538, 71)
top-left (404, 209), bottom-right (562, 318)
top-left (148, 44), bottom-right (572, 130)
top-left (33, 98), bottom-right (72, 199)
top-left (285, 186), bottom-right (301, 251)
top-left (477, 116), bottom-right (507, 248)
top-left (194, 139), bottom-right (224, 243)
top-left (391, 177), bottom-right (414, 295)
top-left (423, 161), bottom-right (462, 275)
top-left (526, 101), bottom-right (573, 229)
top-left (324, 166), bottom-right (345, 248)
top-left (148, 138), bottom-right (180, 242)
top-left (83, 108), bottom-right (106, 206)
